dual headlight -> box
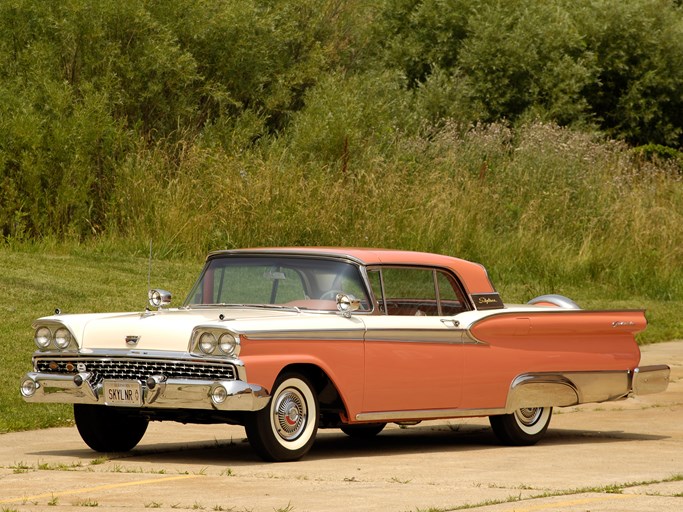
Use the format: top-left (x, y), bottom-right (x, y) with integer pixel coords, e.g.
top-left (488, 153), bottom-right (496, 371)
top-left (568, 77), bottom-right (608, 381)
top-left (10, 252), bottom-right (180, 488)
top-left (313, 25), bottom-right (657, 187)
top-left (34, 325), bottom-right (77, 351)
top-left (191, 329), bottom-right (240, 358)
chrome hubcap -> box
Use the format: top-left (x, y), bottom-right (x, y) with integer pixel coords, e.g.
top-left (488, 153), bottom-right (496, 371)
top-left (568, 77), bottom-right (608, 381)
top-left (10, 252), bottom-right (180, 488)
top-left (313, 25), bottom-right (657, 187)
top-left (273, 388), bottom-right (307, 441)
top-left (516, 407), bottom-right (543, 426)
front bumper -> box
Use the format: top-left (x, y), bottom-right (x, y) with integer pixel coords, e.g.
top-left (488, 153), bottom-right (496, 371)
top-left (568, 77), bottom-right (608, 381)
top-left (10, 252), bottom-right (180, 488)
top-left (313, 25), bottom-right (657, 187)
top-left (20, 371), bottom-right (270, 412)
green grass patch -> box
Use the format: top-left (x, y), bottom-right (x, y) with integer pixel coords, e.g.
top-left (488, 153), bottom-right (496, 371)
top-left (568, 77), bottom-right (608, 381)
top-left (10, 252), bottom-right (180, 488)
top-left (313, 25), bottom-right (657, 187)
top-left (0, 247), bottom-right (200, 433)
top-left (1, 242), bottom-right (681, 434)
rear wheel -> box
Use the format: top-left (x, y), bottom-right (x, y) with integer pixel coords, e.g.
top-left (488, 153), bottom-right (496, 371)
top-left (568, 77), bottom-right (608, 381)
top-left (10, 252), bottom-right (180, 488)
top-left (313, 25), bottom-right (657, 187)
top-left (74, 404), bottom-right (148, 452)
top-left (489, 407), bottom-right (552, 446)
top-left (245, 373), bottom-right (319, 462)
top-left (340, 423), bottom-right (386, 438)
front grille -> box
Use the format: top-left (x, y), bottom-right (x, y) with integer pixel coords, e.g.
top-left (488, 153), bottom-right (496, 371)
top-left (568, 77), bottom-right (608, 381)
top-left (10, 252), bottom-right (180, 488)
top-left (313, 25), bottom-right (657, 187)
top-left (35, 357), bottom-right (236, 381)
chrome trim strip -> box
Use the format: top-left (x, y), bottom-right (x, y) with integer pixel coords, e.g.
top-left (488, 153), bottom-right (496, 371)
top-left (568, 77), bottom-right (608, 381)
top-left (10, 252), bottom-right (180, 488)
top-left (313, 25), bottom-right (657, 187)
top-left (243, 327), bottom-right (484, 344)
top-left (364, 328), bottom-right (472, 345)
top-left (356, 407), bottom-right (507, 422)
top-left (242, 328), bottom-right (366, 342)
top-left (632, 365), bottom-right (670, 395)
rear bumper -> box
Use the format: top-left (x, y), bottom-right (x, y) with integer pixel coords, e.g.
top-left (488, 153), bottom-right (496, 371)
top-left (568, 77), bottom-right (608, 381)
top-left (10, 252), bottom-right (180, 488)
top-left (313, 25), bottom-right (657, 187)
top-left (20, 372), bottom-right (270, 412)
top-left (631, 364), bottom-right (670, 396)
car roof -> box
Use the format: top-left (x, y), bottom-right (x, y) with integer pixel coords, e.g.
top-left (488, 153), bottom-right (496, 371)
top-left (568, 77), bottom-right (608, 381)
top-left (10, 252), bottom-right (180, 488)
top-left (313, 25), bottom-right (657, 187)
top-left (207, 247), bottom-right (497, 294)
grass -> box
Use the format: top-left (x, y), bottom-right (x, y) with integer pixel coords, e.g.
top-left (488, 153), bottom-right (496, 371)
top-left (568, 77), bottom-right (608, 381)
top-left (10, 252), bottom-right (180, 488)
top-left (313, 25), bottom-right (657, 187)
top-left (0, 247), bottom-right (199, 433)
top-left (1, 232), bottom-right (681, 433)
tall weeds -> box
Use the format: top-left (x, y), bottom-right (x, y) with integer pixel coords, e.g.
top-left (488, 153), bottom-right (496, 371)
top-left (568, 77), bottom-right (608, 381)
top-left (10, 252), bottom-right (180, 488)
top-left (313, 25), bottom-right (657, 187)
top-left (87, 122), bottom-right (683, 301)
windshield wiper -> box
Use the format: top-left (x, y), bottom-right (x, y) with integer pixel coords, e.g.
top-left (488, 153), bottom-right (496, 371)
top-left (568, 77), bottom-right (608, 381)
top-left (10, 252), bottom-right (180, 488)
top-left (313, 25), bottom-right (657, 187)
top-left (186, 303), bottom-right (301, 313)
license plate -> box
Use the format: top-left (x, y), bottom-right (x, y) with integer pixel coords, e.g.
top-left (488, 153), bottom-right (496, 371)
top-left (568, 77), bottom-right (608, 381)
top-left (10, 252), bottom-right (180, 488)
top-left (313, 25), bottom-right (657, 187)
top-left (103, 380), bottom-right (142, 407)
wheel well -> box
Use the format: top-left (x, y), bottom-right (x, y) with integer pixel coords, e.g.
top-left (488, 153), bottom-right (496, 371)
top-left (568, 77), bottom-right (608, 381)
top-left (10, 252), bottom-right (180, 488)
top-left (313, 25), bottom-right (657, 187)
top-left (278, 363), bottom-right (346, 420)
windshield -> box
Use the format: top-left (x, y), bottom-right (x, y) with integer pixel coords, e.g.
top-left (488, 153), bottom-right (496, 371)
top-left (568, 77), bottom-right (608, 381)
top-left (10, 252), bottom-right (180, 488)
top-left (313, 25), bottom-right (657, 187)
top-left (184, 255), bottom-right (371, 312)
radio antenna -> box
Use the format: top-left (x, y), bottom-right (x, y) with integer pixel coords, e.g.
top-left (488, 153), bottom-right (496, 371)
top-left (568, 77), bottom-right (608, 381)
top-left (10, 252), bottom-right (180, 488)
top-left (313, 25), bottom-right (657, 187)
top-left (147, 239), bottom-right (153, 293)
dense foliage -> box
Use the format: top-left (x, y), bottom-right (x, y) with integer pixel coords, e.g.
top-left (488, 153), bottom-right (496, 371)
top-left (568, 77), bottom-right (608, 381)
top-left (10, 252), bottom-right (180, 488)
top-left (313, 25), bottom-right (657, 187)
top-left (1, 0), bottom-right (682, 304)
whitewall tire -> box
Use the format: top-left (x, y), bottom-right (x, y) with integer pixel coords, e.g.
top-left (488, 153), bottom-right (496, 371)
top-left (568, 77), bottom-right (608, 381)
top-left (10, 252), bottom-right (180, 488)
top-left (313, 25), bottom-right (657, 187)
top-left (489, 407), bottom-right (552, 446)
top-left (245, 373), bottom-right (319, 461)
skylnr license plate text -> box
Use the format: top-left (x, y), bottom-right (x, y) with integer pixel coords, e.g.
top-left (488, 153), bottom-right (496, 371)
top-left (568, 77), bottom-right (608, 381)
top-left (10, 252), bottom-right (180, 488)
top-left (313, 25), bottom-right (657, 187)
top-left (104, 381), bottom-right (142, 406)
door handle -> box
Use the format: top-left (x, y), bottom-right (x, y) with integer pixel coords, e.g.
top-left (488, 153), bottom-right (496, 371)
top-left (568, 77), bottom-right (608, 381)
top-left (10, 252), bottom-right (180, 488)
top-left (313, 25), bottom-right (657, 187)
top-left (440, 318), bottom-right (460, 327)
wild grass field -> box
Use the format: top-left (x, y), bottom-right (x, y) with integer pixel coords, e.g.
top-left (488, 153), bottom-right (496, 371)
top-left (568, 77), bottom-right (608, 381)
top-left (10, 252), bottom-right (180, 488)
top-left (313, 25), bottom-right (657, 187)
top-left (3, 122), bottom-right (683, 433)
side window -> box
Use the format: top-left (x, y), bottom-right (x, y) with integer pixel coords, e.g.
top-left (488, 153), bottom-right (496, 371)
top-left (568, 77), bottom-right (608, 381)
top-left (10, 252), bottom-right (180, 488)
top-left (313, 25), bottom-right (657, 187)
top-left (367, 269), bottom-right (384, 313)
top-left (381, 267), bottom-right (437, 316)
top-left (372, 267), bottom-right (469, 316)
top-left (436, 271), bottom-right (468, 315)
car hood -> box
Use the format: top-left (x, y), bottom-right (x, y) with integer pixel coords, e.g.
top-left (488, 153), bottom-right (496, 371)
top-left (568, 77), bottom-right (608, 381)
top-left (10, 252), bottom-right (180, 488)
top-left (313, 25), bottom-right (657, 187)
top-left (40, 308), bottom-right (310, 352)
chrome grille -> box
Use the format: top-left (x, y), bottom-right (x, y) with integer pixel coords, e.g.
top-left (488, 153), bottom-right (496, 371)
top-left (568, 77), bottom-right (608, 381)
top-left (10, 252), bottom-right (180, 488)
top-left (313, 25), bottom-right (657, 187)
top-left (35, 357), bottom-right (236, 381)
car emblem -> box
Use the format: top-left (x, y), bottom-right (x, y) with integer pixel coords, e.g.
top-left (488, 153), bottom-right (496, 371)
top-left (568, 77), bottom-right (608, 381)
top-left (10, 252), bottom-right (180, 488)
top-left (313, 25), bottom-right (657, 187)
top-left (77, 363), bottom-right (87, 372)
top-left (125, 335), bottom-right (141, 346)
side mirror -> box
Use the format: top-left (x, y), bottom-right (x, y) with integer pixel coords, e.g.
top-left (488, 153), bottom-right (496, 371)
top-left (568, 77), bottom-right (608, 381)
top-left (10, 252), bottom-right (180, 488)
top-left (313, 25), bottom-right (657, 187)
top-left (336, 293), bottom-right (360, 317)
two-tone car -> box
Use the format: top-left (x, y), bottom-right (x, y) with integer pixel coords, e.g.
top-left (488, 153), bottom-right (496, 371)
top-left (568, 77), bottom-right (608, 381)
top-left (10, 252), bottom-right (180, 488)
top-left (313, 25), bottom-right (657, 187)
top-left (21, 248), bottom-right (670, 461)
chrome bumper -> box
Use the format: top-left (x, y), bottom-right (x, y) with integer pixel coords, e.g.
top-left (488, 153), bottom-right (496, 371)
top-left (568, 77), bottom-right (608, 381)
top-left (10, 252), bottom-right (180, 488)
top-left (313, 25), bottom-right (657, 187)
top-left (20, 372), bottom-right (270, 412)
top-left (506, 364), bottom-right (671, 411)
top-left (631, 364), bottom-right (670, 395)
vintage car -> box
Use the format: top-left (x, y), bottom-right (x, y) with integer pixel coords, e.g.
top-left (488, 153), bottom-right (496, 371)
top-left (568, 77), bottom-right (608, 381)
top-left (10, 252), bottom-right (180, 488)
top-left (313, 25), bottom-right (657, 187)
top-left (21, 248), bottom-right (670, 461)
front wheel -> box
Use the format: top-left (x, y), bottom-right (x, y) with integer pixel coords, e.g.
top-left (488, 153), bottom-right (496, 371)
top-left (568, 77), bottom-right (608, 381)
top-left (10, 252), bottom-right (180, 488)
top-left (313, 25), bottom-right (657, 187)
top-left (489, 407), bottom-right (552, 446)
top-left (245, 373), bottom-right (319, 462)
top-left (74, 404), bottom-right (148, 452)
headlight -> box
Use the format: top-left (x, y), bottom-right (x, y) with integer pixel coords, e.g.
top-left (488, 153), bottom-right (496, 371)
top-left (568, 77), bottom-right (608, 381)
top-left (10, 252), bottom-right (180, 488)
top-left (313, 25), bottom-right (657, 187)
top-left (198, 332), bottom-right (217, 354)
top-left (218, 333), bottom-right (238, 356)
top-left (35, 327), bottom-right (52, 349)
top-left (54, 328), bottom-right (72, 349)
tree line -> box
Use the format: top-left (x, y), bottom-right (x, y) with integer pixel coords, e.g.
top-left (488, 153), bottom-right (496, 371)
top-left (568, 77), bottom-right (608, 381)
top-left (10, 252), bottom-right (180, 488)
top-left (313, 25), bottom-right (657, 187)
top-left (1, 0), bottom-right (682, 242)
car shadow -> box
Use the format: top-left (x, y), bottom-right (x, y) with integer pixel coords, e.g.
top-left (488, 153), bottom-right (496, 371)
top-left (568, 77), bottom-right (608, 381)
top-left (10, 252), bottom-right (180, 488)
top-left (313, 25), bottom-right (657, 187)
top-left (27, 423), bottom-right (668, 465)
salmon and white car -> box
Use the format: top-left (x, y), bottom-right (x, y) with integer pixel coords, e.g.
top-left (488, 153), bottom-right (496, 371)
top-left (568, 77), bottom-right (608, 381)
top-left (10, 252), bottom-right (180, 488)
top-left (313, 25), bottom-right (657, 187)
top-left (21, 248), bottom-right (670, 461)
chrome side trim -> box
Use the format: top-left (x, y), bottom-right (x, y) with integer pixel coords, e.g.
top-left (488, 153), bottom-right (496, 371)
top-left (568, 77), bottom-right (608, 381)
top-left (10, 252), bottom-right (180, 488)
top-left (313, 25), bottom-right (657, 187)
top-left (243, 328), bottom-right (366, 342)
top-left (632, 365), bottom-right (670, 395)
top-left (365, 328), bottom-right (470, 345)
top-left (244, 327), bottom-right (484, 345)
top-left (356, 407), bottom-right (507, 422)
